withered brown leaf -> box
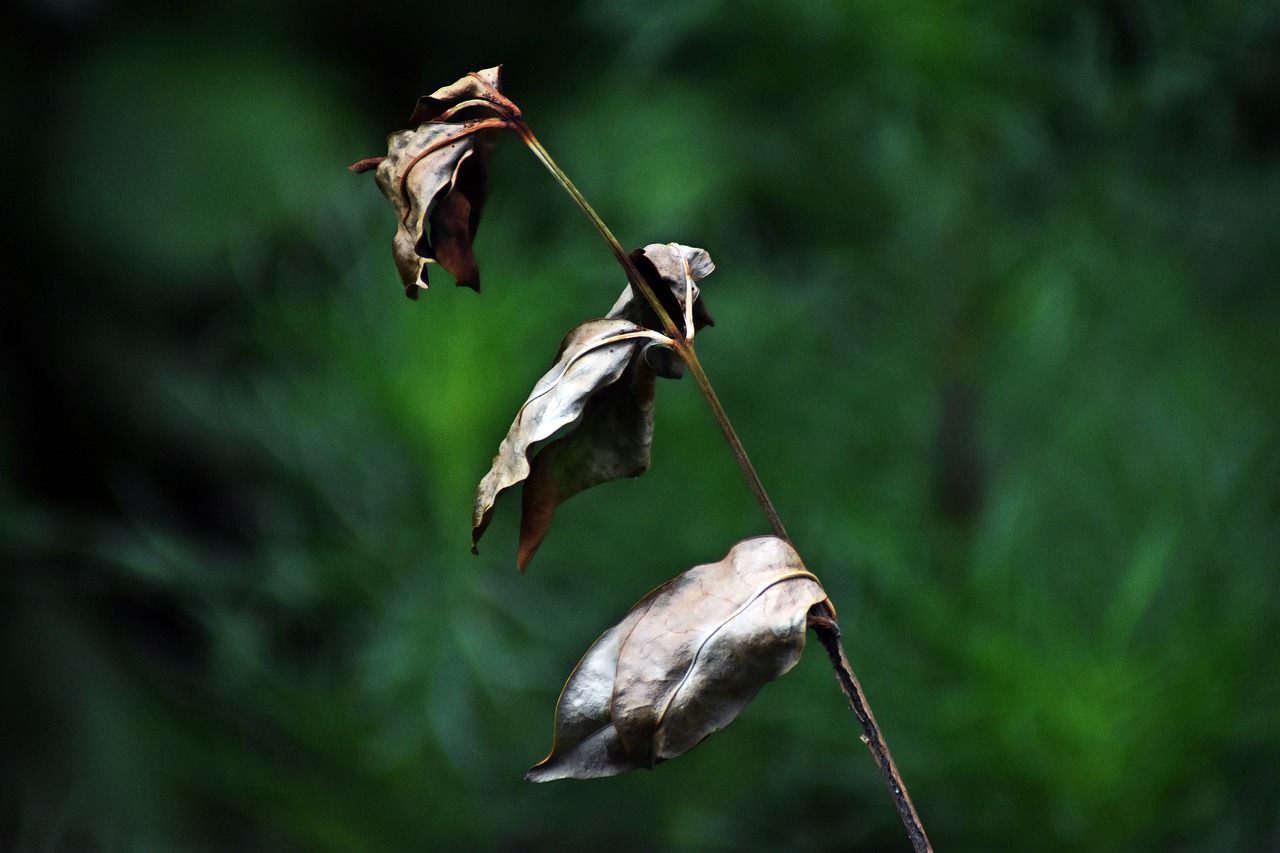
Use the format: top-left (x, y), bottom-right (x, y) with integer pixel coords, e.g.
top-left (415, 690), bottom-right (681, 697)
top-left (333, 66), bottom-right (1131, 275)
top-left (526, 536), bottom-right (831, 781)
top-left (472, 244), bottom-right (716, 570)
top-left (353, 66), bottom-right (510, 298)
top-left (472, 317), bottom-right (670, 571)
top-left (610, 243), bottom-right (716, 339)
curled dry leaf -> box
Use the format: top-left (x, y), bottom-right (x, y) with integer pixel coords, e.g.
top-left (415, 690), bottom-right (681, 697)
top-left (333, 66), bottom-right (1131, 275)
top-left (472, 318), bottom-right (669, 571)
top-left (527, 536), bottom-right (831, 782)
top-left (352, 66), bottom-right (511, 298)
top-left (609, 243), bottom-right (716, 341)
top-left (473, 245), bottom-right (715, 570)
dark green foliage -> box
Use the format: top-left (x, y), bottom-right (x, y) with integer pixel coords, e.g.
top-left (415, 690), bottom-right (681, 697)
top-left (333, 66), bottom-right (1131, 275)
top-left (4, 1), bottom-right (1279, 850)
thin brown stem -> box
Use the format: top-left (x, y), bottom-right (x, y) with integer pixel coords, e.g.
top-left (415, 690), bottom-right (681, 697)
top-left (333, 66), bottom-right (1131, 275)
top-left (678, 346), bottom-right (788, 540)
top-left (514, 124), bottom-right (682, 342)
top-left (809, 603), bottom-right (932, 853)
top-left (515, 121), bottom-right (787, 539)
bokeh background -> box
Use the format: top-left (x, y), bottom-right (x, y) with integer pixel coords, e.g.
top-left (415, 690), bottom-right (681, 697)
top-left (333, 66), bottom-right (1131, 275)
top-left (4, 0), bottom-right (1279, 850)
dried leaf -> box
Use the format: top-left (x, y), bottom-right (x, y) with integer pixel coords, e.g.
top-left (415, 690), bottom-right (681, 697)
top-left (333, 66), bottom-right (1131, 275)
top-left (472, 318), bottom-right (668, 570)
top-left (355, 66), bottom-right (509, 298)
top-left (471, 242), bottom-right (716, 568)
top-left (607, 243), bottom-right (716, 339)
top-left (471, 244), bottom-right (717, 570)
top-left (517, 350), bottom-right (658, 569)
top-left (527, 536), bottom-right (831, 781)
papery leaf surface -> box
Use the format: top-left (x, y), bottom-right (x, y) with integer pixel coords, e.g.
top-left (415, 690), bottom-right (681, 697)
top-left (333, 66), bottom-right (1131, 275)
top-left (471, 318), bottom-right (662, 568)
top-left (471, 244), bottom-right (718, 569)
top-left (608, 243), bottom-right (716, 338)
top-left (527, 536), bottom-right (830, 781)
top-left (521, 593), bottom-right (660, 780)
top-left (516, 349), bottom-right (658, 569)
top-left (405, 66), bottom-right (508, 126)
top-left (361, 66), bottom-right (507, 297)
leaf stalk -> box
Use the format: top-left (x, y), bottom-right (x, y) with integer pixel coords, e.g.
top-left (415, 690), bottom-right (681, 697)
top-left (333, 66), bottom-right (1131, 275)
top-left (514, 121), bottom-right (788, 542)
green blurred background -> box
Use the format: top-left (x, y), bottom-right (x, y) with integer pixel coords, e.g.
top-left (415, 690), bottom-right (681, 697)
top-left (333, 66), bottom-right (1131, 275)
top-left (4, 0), bottom-right (1278, 849)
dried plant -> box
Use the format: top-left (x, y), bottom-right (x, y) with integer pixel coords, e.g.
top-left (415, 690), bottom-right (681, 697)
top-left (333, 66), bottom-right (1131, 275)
top-left (352, 66), bottom-right (931, 852)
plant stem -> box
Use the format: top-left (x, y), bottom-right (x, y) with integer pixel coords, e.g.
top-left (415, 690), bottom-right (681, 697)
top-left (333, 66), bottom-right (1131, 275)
top-left (809, 604), bottom-right (932, 853)
top-left (516, 122), bottom-right (787, 541)
top-left (515, 108), bottom-right (928, 853)
top-left (678, 346), bottom-right (788, 540)
top-left (515, 126), bottom-right (681, 339)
